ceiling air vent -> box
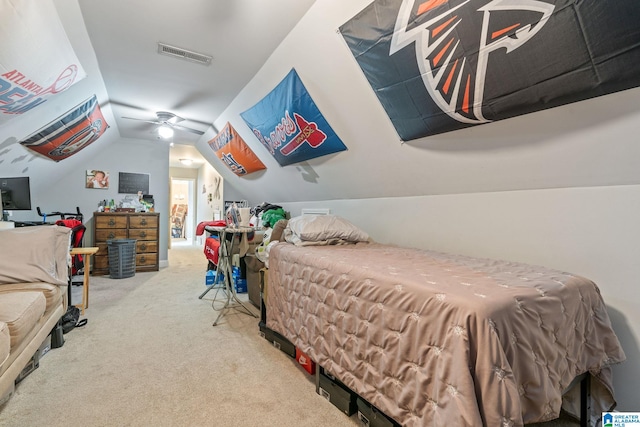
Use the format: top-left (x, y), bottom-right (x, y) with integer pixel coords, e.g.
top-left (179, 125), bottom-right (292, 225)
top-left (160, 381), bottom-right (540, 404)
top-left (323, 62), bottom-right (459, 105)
top-left (157, 42), bottom-right (212, 65)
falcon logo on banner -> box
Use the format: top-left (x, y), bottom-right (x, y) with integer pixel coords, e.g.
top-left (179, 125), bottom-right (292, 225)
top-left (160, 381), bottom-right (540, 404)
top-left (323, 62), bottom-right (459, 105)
top-left (240, 69), bottom-right (347, 166)
top-left (19, 96), bottom-right (109, 162)
top-left (0, 0), bottom-right (87, 125)
top-left (208, 122), bottom-right (266, 176)
top-left (340, 0), bottom-right (640, 140)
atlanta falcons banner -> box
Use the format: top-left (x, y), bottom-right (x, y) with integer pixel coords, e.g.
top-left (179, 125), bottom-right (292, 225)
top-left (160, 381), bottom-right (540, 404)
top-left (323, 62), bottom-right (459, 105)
top-left (240, 69), bottom-right (347, 166)
top-left (208, 122), bottom-right (266, 176)
top-left (19, 95), bottom-right (108, 162)
top-left (340, 0), bottom-right (640, 140)
top-left (0, 0), bottom-right (87, 126)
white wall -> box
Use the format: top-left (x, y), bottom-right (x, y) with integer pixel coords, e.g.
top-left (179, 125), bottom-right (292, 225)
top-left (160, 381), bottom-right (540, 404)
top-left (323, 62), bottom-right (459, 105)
top-left (202, 0), bottom-right (640, 204)
top-left (0, 136), bottom-right (170, 266)
top-left (196, 162), bottom-right (224, 241)
top-left (28, 137), bottom-right (171, 266)
top-left (209, 0), bottom-right (640, 410)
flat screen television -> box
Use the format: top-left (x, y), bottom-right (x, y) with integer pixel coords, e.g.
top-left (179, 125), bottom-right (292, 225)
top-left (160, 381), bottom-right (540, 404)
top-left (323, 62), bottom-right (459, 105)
top-left (1, 177), bottom-right (32, 211)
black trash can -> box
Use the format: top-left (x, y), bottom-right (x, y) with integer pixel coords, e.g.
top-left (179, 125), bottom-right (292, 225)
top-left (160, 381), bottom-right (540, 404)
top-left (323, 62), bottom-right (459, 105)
top-left (107, 239), bottom-right (137, 279)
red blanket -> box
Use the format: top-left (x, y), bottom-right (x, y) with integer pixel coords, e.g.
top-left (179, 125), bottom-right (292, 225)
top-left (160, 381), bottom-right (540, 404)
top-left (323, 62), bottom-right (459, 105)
top-left (196, 220), bottom-right (226, 236)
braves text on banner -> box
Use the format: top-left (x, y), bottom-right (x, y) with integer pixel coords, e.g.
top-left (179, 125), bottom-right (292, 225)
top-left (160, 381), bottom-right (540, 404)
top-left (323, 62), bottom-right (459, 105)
top-left (19, 95), bottom-right (109, 162)
top-left (0, 0), bottom-right (87, 125)
top-left (340, 0), bottom-right (640, 140)
top-left (240, 68), bottom-right (347, 166)
top-left (207, 122), bottom-right (266, 176)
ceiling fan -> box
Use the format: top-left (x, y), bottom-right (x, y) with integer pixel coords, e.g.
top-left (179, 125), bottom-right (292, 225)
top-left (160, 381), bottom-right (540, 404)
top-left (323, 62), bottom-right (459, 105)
top-left (121, 111), bottom-right (205, 138)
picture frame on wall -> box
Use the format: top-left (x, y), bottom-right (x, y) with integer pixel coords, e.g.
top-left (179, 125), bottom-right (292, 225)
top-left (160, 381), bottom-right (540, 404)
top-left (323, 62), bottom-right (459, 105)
top-left (86, 169), bottom-right (109, 189)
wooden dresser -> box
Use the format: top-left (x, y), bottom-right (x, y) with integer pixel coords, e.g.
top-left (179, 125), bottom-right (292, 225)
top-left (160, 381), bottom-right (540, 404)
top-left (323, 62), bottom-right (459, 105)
top-left (93, 212), bottom-right (160, 275)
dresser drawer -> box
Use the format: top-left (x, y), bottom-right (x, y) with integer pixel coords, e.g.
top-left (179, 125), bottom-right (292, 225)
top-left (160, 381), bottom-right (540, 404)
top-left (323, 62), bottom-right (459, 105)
top-left (96, 242), bottom-right (108, 256)
top-left (95, 216), bottom-right (128, 229)
top-left (129, 215), bottom-right (158, 229)
top-left (95, 229), bottom-right (128, 241)
top-left (136, 253), bottom-right (157, 268)
top-left (129, 228), bottom-right (157, 240)
top-left (93, 254), bottom-right (109, 270)
top-left (136, 240), bottom-right (157, 253)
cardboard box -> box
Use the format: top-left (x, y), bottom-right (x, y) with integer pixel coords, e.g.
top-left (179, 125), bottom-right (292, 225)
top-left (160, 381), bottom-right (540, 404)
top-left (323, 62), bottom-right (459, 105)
top-left (205, 269), bottom-right (223, 286)
top-left (234, 278), bottom-right (247, 293)
top-left (356, 397), bottom-right (400, 427)
top-left (316, 366), bottom-right (357, 416)
top-left (295, 348), bottom-right (316, 375)
top-left (205, 270), bottom-right (215, 286)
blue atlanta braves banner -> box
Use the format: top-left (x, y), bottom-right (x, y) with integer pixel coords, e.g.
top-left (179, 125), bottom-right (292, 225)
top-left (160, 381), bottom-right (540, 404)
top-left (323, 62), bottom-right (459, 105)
top-left (240, 69), bottom-right (347, 166)
top-left (340, 0), bottom-right (640, 140)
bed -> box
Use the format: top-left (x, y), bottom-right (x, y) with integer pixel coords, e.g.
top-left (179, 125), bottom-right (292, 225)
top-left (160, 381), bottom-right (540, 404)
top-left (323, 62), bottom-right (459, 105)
top-left (264, 216), bottom-right (626, 427)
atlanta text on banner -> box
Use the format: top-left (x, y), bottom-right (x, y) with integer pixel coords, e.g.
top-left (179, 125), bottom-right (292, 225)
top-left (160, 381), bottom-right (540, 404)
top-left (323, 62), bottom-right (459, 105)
top-left (0, 0), bottom-right (87, 125)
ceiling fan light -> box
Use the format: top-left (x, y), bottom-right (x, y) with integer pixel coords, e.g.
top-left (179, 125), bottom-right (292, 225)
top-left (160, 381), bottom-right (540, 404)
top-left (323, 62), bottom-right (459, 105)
top-left (158, 125), bottom-right (174, 139)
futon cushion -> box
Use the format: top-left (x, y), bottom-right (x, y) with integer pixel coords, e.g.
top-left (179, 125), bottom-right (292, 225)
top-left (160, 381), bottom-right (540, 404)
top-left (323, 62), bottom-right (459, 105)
top-left (0, 283), bottom-right (64, 314)
top-left (0, 292), bottom-right (46, 350)
top-left (0, 322), bottom-right (9, 371)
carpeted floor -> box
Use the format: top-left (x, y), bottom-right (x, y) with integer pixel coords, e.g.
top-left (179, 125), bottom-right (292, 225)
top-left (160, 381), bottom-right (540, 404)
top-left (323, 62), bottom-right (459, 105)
top-left (0, 245), bottom-right (580, 427)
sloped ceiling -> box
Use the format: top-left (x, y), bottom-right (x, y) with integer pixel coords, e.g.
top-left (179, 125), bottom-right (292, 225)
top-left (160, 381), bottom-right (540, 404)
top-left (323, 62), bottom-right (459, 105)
top-left (0, 0), bottom-right (317, 176)
top-left (76, 0), bottom-right (317, 147)
top-left (2, 0), bottom-right (639, 208)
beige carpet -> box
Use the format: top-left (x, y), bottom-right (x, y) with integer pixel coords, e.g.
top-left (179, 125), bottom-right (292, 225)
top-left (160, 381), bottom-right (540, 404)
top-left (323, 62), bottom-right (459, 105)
top-left (0, 245), bottom-right (579, 427)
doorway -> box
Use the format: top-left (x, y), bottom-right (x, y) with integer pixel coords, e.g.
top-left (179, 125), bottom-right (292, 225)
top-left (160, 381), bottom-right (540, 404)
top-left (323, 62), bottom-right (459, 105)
top-left (170, 178), bottom-right (195, 244)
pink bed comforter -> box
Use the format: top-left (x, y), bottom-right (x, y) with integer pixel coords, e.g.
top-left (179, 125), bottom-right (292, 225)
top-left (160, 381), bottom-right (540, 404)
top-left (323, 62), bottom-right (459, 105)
top-left (265, 242), bottom-right (625, 426)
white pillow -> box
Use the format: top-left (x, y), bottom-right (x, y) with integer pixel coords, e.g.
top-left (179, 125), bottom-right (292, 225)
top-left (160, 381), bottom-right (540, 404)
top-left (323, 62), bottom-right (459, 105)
top-left (285, 214), bottom-right (369, 244)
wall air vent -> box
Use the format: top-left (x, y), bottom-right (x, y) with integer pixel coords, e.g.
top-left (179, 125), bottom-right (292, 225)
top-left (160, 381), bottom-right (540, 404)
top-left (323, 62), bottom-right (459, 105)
top-left (157, 42), bottom-right (212, 65)
top-left (301, 208), bottom-right (331, 216)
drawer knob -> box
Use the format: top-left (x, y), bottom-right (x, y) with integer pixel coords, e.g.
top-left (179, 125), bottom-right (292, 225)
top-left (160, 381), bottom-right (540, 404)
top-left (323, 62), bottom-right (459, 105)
top-left (140, 256), bottom-right (146, 264)
top-left (141, 219), bottom-right (147, 226)
top-left (140, 231), bottom-right (147, 238)
top-left (108, 219), bottom-right (115, 226)
top-left (140, 244), bottom-right (147, 251)
top-left (108, 232), bottom-right (115, 239)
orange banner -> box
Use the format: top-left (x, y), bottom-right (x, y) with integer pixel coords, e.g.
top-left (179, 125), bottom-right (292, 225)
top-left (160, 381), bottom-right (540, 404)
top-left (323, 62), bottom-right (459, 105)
top-left (19, 96), bottom-right (108, 162)
top-left (208, 122), bottom-right (266, 176)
